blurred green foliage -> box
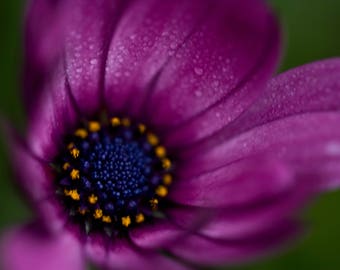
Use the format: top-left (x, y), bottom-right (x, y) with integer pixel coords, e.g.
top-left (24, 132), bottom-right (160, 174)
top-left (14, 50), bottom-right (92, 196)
top-left (0, 0), bottom-right (340, 269)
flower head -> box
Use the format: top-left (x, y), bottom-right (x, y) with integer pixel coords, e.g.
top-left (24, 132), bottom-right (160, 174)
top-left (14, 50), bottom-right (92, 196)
top-left (2, 0), bottom-right (340, 269)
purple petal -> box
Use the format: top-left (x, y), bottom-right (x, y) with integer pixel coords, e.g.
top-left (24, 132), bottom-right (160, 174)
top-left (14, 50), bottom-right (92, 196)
top-left (168, 185), bottom-right (310, 241)
top-left (230, 58), bottom-right (340, 131)
top-left (129, 220), bottom-right (186, 249)
top-left (63, 0), bottom-right (126, 115)
top-left (104, 0), bottom-right (211, 115)
top-left (84, 233), bottom-right (108, 268)
top-left (3, 124), bottom-right (52, 202)
top-left (104, 0), bottom-right (280, 126)
top-left (26, 62), bottom-right (78, 161)
top-left (24, 0), bottom-right (70, 111)
top-left (3, 121), bottom-right (68, 234)
top-left (163, 16), bottom-right (280, 147)
top-left (106, 239), bottom-right (189, 270)
top-left (167, 223), bottom-right (300, 266)
top-left (147, 1), bottom-right (280, 132)
top-left (170, 158), bottom-right (294, 207)
top-left (37, 197), bottom-right (68, 235)
top-left (181, 59), bottom-right (340, 190)
top-left (25, 0), bottom-right (125, 115)
top-left (183, 112), bottom-right (340, 193)
top-left (0, 224), bottom-right (84, 270)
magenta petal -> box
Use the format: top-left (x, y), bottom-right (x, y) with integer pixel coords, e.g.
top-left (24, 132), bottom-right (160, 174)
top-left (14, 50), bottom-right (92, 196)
top-left (25, 0), bottom-right (124, 115)
top-left (172, 185), bottom-right (309, 241)
top-left (38, 197), bottom-right (68, 235)
top-left (184, 112), bottom-right (340, 192)
top-left (228, 58), bottom-right (340, 133)
top-left (182, 59), bottom-right (340, 189)
top-left (1, 224), bottom-right (84, 270)
top-left (104, 0), bottom-right (211, 115)
top-left (168, 224), bottom-right (300, 266)
top-left (129, 220), bottom-right (185, 249)
top-left (3, 122), bottom-right (67, 233)
top-left (106, 239), bottom-right (188, 270)
top-left (64, 0), bottom-right (124, 115)
top-left (24, 0), bottom-right (70, 111)
top-left (167, 187), bottom-right (309, 245)
top-left (4, 125), bottom-right (52, 202)
top-left (84, 233), bottom-right (108, 268)
top-left (200, 58), bottom-right (340, 145)
top-left (164, 16), bottom-right (280, 147)
top-left (147, 0), bottom-right (280, 130)
top-left (170, 158), bottom-right (293, 207)
top-left (26, 62), bottom-right (78, 161)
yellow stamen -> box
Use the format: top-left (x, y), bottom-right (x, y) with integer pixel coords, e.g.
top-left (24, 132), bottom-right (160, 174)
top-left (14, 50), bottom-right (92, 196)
top-left (79, 208), bottom-right (87, 215)
top-left (147, 133), bottom-right (159, 146)
top-left (163, 174), bottom-right (173, 185)
top-left (150, 198), bottom-right (159, 210)
top-left (67, 143), bottom-right (75, 150)
top-left (74, 128), bottom-right (88, 139)
top-left (64, 189), bottom-right (80, 201)
top-left (135, 213), bottom-right (145, 224)
top-left (94, 209), bottom-right (103, 219)
top-left (63, 162), bottom-right (71, 171)
top-left (155, 146), bottom-right (167, 158)
top-left (122, 216), bottom-right (131, 227)
top-left (122, 118), bottom-right (131, 127)
top-left (111, 117), bottom-right (121, 127)
top-left (138, 124), bottom-right (146, 133)
top-left (162, 158), bottom-right (172, 170)
top-left (156, 185), bottom-right (168, 197)
top-left (70, 148), bottom-right (80, 158)
top-left (88, 194), bottom-right (98, 204)
top-left (70, 169), bottom-right (80, 180)
top-left (88, 121), bottom-right (101, 132)
top-left (102, 215), bottom-right (112, 223)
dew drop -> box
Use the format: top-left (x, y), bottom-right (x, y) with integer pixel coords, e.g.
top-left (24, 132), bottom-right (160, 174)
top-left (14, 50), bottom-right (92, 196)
top-left (90, 59), bottom-right (98, 65)
top-left (195, 90), bottom-right (202, 97)
top-left (170, 42), bottom-right (177, 50)
top-left (194, 67), bottom-right (203, 76)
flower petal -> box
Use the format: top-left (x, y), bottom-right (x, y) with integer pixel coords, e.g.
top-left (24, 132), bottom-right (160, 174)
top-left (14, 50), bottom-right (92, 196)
top-left (233, 58), bottom-right (340, 131)
top-left (2, 124), bottom-right (52, 202)
top-left (170, 158), bottom-right (293, 208)
top-left (147, 1), bottom-right (280, 134)
top-left (25, 0), bottom-right (127, 115)
top-left (24, 0), bottom-right (70, 111)
top-left (129, 220), bottom-right (186, 250)
top-left (207, 58), bottom-right (340, 142)
top-left (168, 185), bottom-right (310, 241)
top-left (63, 0), bottom-right (127, 115)
top-left (104, 0), bottom-right (280, 128)
top-left (106, 239), bottom-right (189, 270)
top-left (168, 223), bottom-right (300, 266)
top-left (38, 197), bottom-right (68, 235)
top-left (183, 112), bottom-right (340, 192)
top-left (0, 224), bottom-right (84, 270)
top-left (3, 121), bottom-right (68, 234)
top-left (163, 17), bottom-right (280, 147)
top-left (84, 232), bottom-right (108, 268)
top-left (26, 62), bottom-right (78, 161)
top-left (104, 0), bottom-right (211, 115)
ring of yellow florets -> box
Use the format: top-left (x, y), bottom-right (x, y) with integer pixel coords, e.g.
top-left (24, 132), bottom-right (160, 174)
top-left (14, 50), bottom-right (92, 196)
top-left (53, 116), bottom-right (173, 236)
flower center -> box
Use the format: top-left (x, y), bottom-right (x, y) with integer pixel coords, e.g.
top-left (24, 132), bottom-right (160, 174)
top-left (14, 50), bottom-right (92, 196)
top-left (53, 117), bottom-right (173, 235)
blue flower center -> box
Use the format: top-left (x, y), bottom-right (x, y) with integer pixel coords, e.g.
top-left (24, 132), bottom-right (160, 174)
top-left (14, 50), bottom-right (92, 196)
top-left (54, 117), bottom-right (173, 235)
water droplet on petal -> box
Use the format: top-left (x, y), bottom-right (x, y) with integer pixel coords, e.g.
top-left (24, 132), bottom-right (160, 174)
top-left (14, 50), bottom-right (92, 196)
top-left (194, 67), bottom-right (203, 76)
top-left (195, 90), bottom-right (202, 97)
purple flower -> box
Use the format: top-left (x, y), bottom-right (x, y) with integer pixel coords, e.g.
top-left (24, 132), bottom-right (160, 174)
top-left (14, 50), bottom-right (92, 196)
top-left (2, 0), bottom-right (340, 269)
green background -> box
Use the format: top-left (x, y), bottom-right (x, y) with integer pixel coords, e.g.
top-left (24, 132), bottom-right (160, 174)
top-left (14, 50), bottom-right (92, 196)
top-left (1, 0), bottom-right (340, 269)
